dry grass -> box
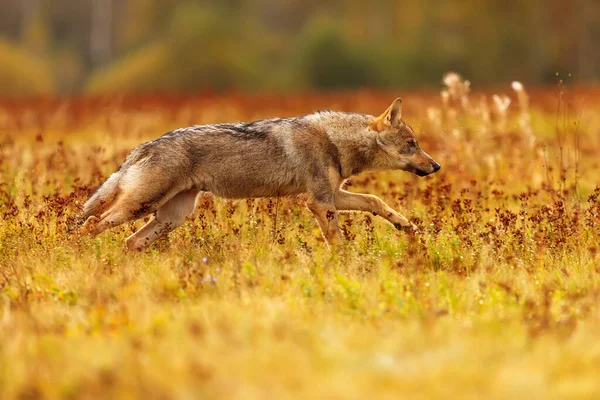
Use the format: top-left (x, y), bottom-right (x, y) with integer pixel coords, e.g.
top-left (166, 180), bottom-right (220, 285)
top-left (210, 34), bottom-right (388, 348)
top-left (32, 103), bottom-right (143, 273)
top-left (1, 77), bottom-right (600, 399)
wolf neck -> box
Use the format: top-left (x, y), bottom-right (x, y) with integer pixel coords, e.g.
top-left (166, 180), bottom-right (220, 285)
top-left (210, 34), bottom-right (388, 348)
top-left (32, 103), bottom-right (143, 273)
top-left (312, 111), bottom-right (380, 178)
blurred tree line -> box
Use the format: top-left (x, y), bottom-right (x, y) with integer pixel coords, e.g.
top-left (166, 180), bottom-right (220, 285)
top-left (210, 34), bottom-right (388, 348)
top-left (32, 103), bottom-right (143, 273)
top-left (0, 0), bottom-right (598, 96)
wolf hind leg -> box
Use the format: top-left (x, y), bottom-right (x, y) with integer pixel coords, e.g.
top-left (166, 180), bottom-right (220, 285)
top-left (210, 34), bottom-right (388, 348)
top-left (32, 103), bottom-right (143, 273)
top-left (125, 189), bottom-right (200, 251)
top-left (80, 183), bottom-right (183, 238)
top-left (80, 197), bottom-right (157, 238)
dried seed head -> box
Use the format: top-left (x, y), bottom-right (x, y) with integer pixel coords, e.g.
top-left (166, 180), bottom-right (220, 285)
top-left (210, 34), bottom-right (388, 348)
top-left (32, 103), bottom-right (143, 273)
top-left (511, 81), bottom-right (524, 92)
top-left (492, 94), bottom-right (511, 113)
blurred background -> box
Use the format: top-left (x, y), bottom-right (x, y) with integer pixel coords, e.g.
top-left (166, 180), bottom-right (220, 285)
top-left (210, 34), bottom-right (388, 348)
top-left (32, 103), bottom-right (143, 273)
top-left (0, 0), bottom-right (598, 96)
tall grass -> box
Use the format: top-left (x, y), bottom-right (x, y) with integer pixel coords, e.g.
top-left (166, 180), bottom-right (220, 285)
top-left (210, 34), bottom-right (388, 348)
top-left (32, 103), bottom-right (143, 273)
top-left (0, 77), bottom-right (599, 399)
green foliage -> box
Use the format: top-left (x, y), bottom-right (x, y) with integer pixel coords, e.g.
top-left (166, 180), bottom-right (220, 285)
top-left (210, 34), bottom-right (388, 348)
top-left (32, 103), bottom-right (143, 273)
top-left (288, 19), bottom-right (456, 90)
top-left (87, 2), bottom-right (267, 93)
top-left (0, 39), bottom-right (55, 96)
top-left (1, 0), bottom-right (599, 94)
top-left (85, 40), bottom-right (172, 93)
top-left (293, 21), bottom-right (374, 89)
top-left (369, 43), bottom-right (451, 88)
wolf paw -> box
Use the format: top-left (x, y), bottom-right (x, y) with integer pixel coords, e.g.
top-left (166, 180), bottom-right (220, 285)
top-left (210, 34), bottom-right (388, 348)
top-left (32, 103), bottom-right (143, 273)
top-left (79, 216), bottom-right (100, 236)
top-left (394, 222), bottom-right (418, 234)
top-left (125, 238), bottom-right (144, 252)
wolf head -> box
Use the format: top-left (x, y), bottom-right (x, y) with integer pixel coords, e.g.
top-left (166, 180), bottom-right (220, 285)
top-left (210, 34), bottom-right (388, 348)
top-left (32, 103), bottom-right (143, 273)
top-left (369, 98), bottom-right (440, 177)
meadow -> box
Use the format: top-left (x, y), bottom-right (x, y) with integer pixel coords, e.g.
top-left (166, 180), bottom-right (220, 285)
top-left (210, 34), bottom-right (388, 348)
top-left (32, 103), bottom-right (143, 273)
top-left (1, 75), bottom-right (599, 399)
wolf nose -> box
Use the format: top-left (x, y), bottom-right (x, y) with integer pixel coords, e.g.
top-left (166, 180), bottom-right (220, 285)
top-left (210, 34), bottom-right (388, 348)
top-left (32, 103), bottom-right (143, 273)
top-left (432, 162), bottom-right (441, 172)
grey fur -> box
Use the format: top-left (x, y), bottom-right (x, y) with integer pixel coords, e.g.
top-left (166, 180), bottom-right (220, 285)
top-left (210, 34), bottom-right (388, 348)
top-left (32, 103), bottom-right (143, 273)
top-left (79, 98), bottom-right (440, 250)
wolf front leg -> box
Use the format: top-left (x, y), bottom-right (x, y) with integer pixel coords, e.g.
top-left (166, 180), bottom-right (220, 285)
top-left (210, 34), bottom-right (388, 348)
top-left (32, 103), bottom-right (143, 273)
top-left (307, 198), bottom-right (342, 247)
top-left (334, 189), bottom-right (417, 232)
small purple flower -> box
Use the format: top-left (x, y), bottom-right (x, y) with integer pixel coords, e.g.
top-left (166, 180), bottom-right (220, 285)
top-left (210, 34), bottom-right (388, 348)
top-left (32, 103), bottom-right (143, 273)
top-left (201, 274), bottom-right (217, 284)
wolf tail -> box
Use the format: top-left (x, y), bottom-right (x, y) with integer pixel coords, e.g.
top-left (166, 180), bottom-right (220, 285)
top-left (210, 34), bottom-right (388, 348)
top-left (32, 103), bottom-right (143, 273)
top-left (80, 172), bottom-right (123, 222)
top-left (78, 142), bottom-right (152, 225)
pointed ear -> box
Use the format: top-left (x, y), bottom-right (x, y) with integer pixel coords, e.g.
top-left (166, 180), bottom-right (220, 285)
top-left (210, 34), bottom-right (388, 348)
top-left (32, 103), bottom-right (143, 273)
top-left (369, 97), bottom-right (403, 132)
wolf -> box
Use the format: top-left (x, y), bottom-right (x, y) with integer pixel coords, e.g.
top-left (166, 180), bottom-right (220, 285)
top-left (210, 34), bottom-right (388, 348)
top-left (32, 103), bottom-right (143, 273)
top-left (79, 98), bottom-right (440, 250)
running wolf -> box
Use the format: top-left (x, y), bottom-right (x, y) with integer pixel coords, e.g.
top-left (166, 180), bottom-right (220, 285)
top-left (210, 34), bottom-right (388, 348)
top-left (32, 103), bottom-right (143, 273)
top-left (80, 98), bottom-right (440, 250)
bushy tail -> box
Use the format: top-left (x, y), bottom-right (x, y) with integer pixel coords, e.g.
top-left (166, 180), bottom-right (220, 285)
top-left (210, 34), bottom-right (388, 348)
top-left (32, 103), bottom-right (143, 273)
top-left (79, 172), bottom-right (122, 222)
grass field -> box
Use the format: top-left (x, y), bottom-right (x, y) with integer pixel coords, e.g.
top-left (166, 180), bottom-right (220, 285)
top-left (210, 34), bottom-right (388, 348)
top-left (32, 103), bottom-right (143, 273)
top-left (1, 77), bottom-right (600, 399)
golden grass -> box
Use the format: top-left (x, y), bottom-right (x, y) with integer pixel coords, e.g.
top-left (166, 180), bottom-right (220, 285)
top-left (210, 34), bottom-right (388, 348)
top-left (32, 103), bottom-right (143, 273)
top-left (1, 79), bottom-right (600, 399)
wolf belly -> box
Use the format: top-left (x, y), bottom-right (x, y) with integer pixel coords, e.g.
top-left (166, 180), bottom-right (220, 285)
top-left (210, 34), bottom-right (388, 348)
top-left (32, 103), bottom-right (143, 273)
top-left (195, 164), bottom-right (305, 199)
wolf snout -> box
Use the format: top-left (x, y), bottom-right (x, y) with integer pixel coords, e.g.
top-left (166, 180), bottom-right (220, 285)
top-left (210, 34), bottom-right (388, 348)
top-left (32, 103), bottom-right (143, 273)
top-left (415, 161), bottom-right (440, 176)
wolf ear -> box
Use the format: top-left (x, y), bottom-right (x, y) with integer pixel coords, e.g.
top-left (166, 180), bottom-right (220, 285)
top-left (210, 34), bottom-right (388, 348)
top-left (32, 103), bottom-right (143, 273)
top-left (370, 97), bottom-right (403, 132)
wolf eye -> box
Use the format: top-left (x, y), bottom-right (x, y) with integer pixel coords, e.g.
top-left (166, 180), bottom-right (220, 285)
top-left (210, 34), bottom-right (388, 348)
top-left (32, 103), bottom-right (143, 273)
top-left (407, 140), bottom-right (417, 147)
